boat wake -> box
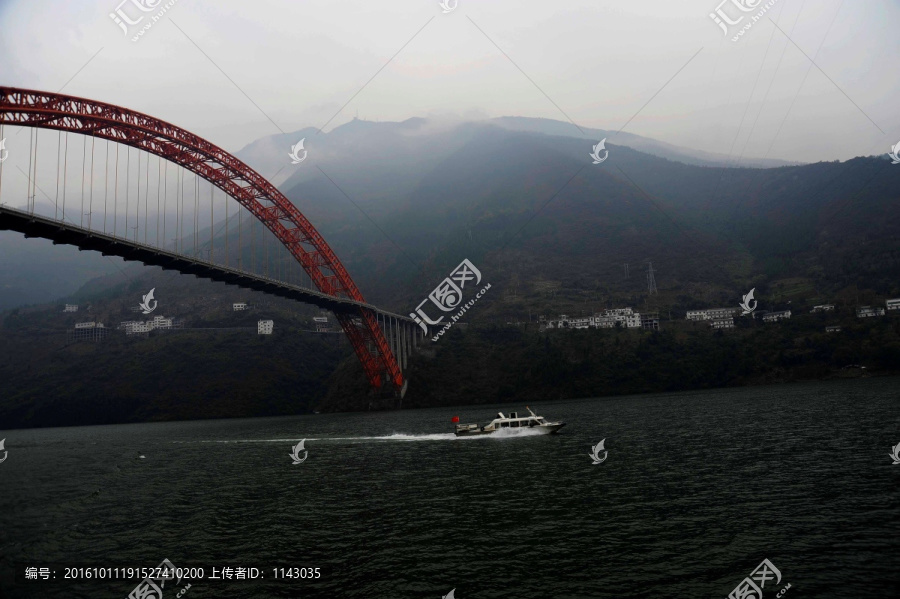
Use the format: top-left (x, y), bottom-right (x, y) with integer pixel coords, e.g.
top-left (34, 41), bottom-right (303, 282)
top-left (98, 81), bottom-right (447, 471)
top-left (350, 431), bottom-right (548, 441)
top-left (178, 428), bottom-right (549, 444)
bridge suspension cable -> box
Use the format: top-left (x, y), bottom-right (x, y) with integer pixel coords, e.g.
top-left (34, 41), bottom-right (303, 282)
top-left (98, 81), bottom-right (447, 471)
top-left (0, 86), bottom-right (423, 394)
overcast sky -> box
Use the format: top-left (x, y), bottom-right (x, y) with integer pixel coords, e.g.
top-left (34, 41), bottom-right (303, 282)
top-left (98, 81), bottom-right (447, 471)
top-left (1, 0), bottom-right (898, 164)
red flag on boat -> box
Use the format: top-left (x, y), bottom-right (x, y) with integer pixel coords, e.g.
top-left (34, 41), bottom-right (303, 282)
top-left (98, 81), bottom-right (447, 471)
top-left (451, 416), bottom-right (460, 423)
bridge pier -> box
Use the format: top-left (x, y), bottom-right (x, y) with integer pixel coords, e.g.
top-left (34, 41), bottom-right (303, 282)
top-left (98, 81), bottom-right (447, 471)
top-left (397, 322), bottom-right (406, 370)
top-left (373, 315), bottom-right (420, 380)
top-left (392, 317), bottom-right (399, 373)
top-left (405, 323), bottom-right (411, 369)
top-left (396, 318), bottom-right (403, 372)
top-left (401, 321), bottom-right (408, 370)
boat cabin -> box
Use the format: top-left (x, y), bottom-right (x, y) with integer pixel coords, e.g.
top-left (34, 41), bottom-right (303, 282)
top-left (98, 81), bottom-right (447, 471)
top-left (455, 411), bottom-right (550, 433)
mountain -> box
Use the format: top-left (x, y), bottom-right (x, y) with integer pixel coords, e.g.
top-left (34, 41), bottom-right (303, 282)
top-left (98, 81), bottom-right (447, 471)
top-left (1, 115), bottom-right (899, 427)
top-left (253, 119), bottom-right (900, 316)
top-left (0, 115), bottom-right (835, 312)
top-left (0, 230), bottom-right (121, 312)
top-left (488, 116), bottom-right (801, 168)
top-left (234, 115), bottom-right (800, 190)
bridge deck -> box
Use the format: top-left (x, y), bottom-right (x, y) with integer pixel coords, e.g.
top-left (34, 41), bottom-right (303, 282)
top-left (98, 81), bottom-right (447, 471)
top-left (0, 204), bottom-right (412, 322)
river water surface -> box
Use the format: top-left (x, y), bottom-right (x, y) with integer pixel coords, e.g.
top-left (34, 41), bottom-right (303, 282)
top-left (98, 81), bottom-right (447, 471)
top-left (1, 378), bottom-right (898, 598)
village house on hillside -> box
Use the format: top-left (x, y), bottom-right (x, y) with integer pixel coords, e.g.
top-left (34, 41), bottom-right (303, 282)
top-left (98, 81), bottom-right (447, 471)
top-left (686, 307), bottom-right (737, 321)
top-left (543, 307), bottom-right (659, 331)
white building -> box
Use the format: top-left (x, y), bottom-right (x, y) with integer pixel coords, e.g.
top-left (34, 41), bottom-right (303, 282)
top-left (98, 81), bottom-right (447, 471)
top-left (258, 320), bottom-right (274, 335)
top-left (886, 298), bottom-right (900, 311)
top-left (119, 316), bottom-right (176, 334)
top-left (592, 315), bottom-right (617, 329)
top-left (152, 315), bottom-right (173, 329)
top-left (710, 317), bottom-right (735, 329)
top-left (762, 310), bottom-right (791, 322)
top-left (825, 326), bottom-right (841, 333)
top-left (594, 309), bottom-right (640, 329)
top-left (811, 304), bottom-right (835, 313)
top-left (312, 315), bottom-right (330, 333)
top-left (567, 316), bottom-right (593, 329)
top-left (544, 308), bottom-right (645, 330)
top-left (857, 306), bottom-right (885, 318)
top-left (74, 322), bottom-right (97, 329)
top-left (686, 307), bottom-right (736, 321)
top-left (64, 304), bottom-right (78, 313)
top-left (125, 322), bottom-right (153, 335)
top-left (233, 303), bottom-right (249, 311)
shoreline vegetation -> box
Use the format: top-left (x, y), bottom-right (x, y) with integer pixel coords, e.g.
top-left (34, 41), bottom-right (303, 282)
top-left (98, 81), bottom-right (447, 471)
top-left (0, 314), bottom-right (900, 430)
top-left (321, 318), bottom-right (900, 413)
top-left (1, 278), bottom-right (898, 430)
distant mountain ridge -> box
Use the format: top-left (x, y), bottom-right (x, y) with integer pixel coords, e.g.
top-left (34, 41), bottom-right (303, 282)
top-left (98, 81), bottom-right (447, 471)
top-left (1, 115), bottom-right (899, 427)
top-left (234, 115), bottom-right (801, 188)
top-left (488, 116), bottom-right (802, 168)
top-left (230, 118), bottom-right (899, 317)
top-left (1, 115), bottom-right (896, 319)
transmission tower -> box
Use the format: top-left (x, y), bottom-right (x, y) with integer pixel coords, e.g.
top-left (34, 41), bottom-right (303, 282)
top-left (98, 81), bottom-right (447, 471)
top-left (647, 262), bottom-right (658, 295)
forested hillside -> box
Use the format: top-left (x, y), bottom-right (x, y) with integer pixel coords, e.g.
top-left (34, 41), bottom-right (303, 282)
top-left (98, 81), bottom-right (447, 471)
top-left (2, 117), bottom-right (899, 427)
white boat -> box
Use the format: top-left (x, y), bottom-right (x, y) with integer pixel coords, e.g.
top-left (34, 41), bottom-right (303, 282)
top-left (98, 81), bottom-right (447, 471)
top-left (454, 406), bottom-right (565, 436)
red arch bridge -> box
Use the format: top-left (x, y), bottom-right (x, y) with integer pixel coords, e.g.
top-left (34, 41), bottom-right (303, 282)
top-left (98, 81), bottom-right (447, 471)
top-left (0, 86), bottom-right (420, 396)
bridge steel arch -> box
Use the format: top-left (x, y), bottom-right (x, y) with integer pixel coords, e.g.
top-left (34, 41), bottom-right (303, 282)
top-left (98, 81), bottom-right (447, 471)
top-left (0, 86), bottom-right (403, 392)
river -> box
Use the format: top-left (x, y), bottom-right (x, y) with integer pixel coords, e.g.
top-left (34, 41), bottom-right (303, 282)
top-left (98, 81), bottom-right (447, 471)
top-left (1, 378), bottom-right (898, 598)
